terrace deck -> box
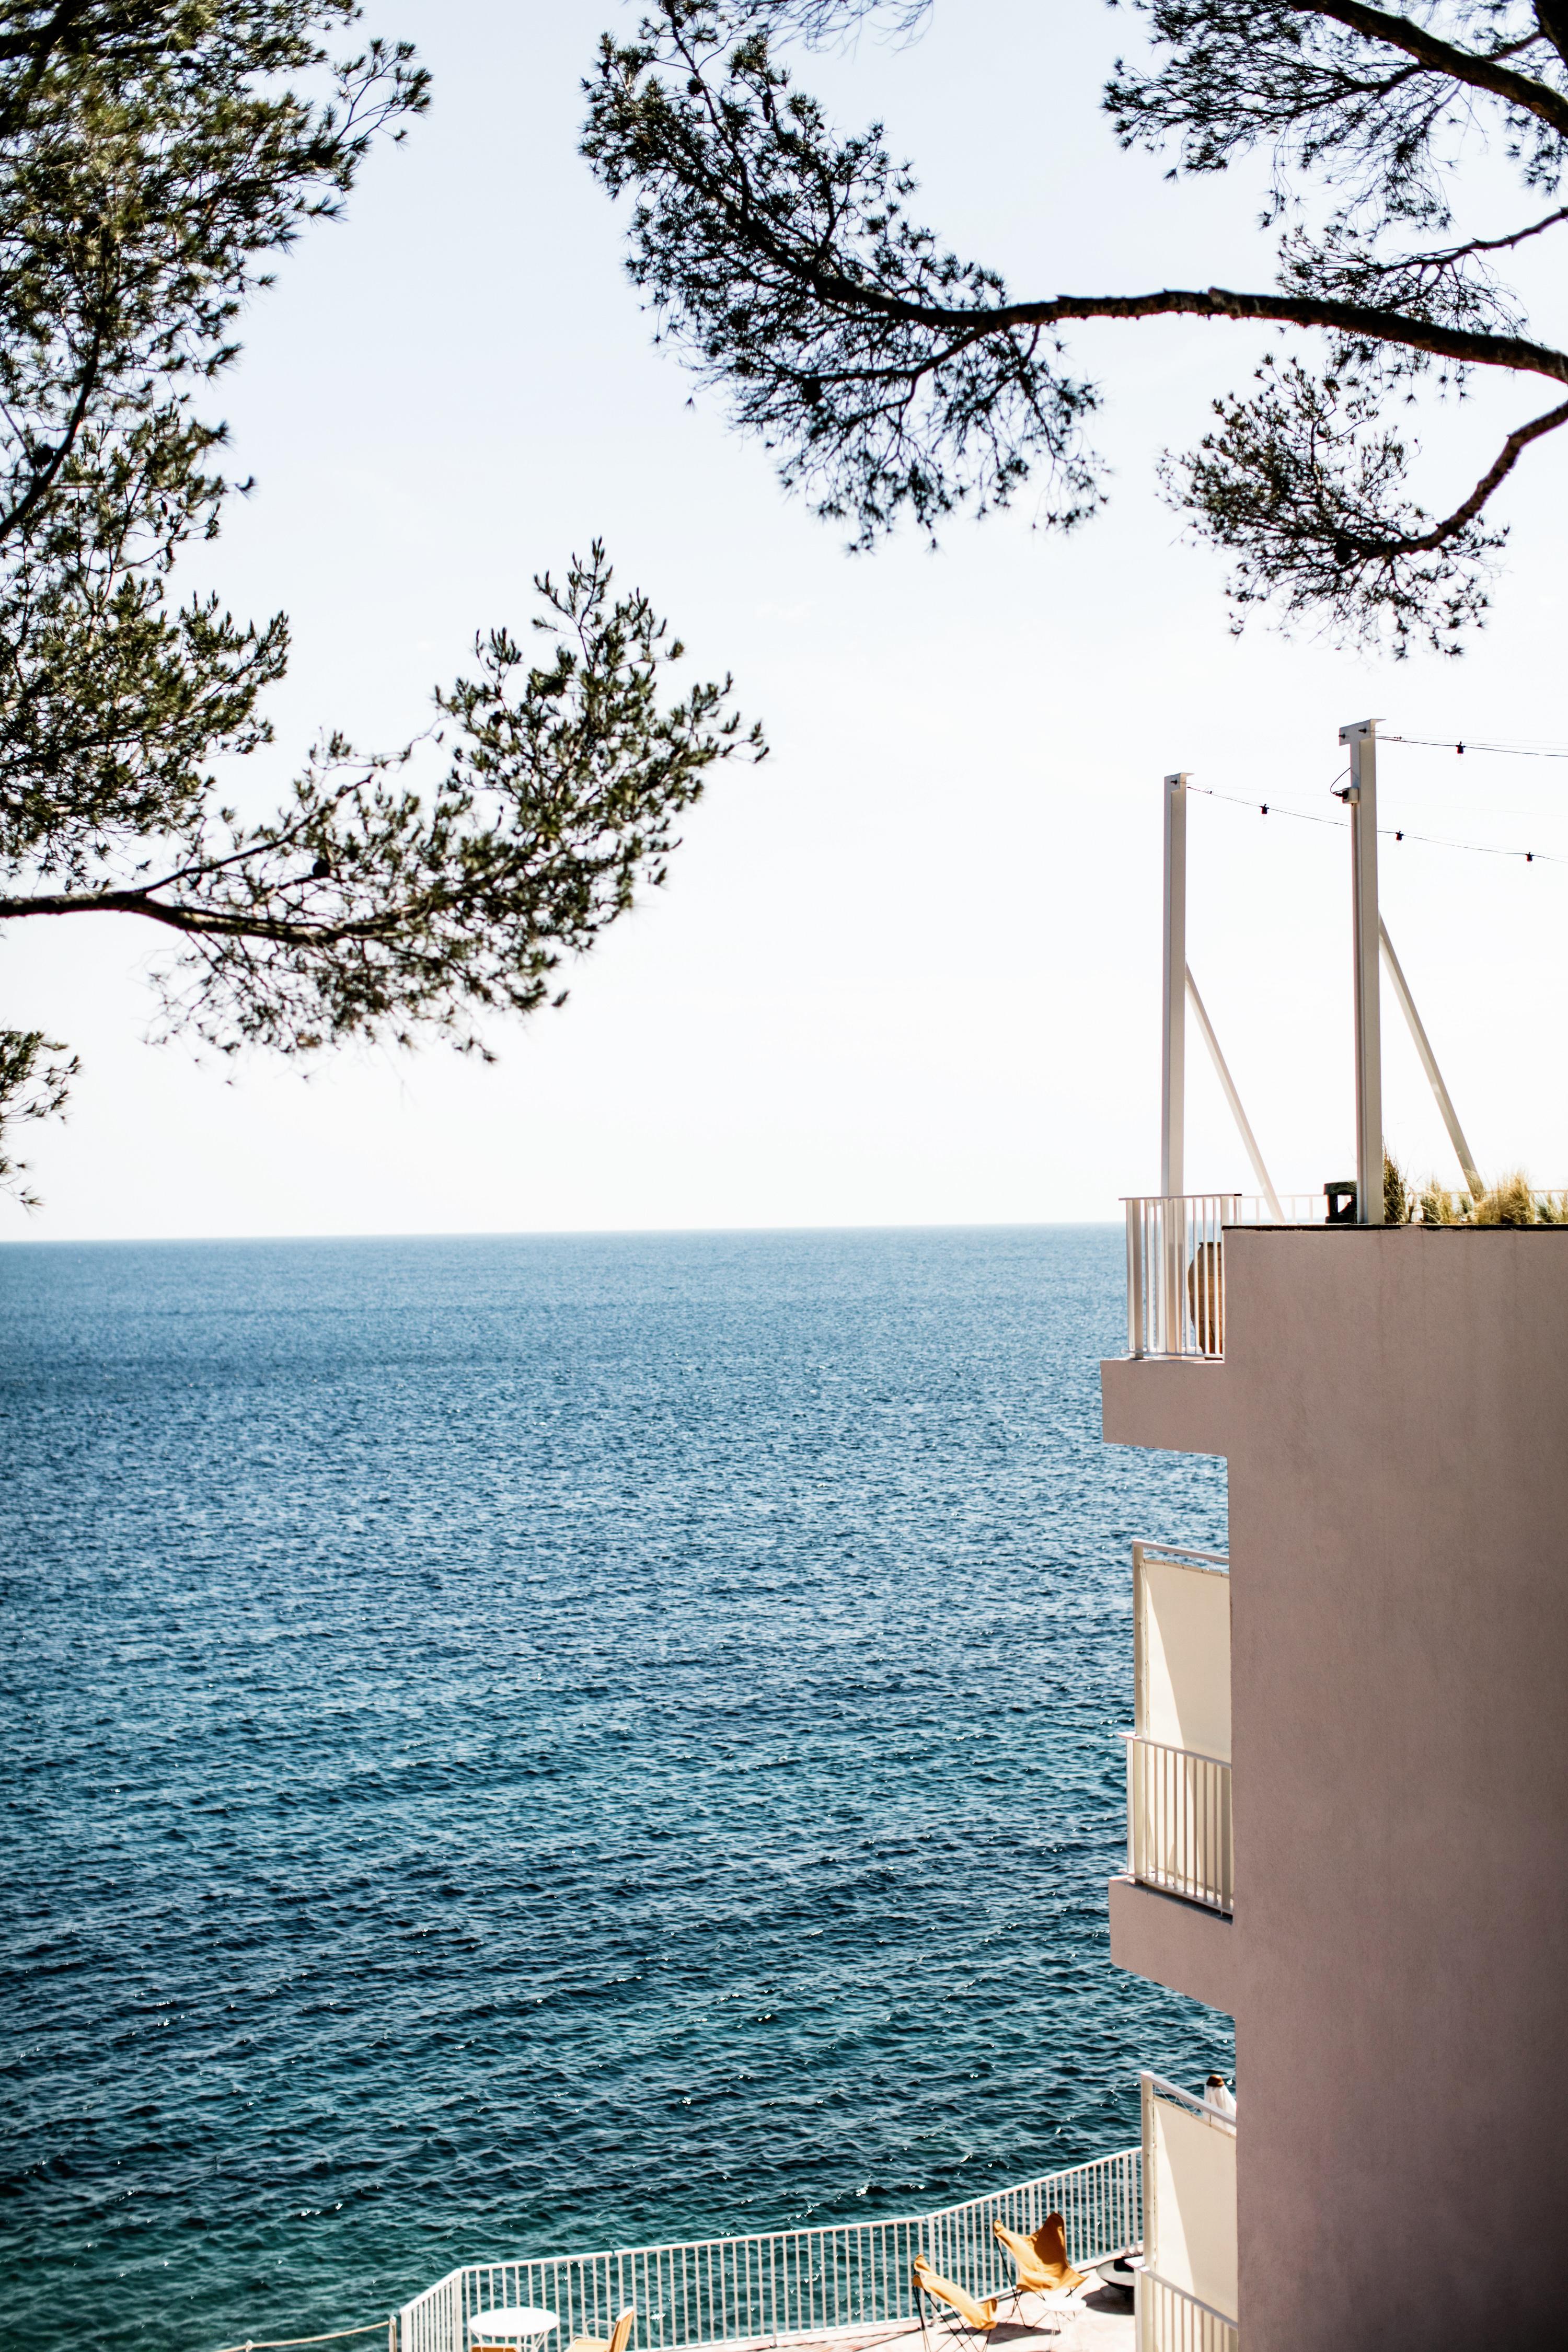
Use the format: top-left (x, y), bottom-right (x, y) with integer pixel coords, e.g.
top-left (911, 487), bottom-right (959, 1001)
top-left (738, 2286), bottom-right (1134, 2352)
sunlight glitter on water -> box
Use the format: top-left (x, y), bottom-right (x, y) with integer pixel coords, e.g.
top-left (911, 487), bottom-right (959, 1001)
top-left (0, 1227), bottom-right (1230, 2352)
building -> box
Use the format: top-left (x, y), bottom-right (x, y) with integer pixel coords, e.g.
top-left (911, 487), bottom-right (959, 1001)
top-left (1106, 1201), bottom-right (1568, 2350)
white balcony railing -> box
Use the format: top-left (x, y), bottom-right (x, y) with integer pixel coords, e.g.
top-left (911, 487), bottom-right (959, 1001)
top-left (1137, 2269), bottom-right (1239, 2352)
top-left (398, 2150), bottom-right (1143, 2352)
top-left (1124, 1194), bottom-right (1327, 1360)
top-left (1123, 1732), bottom-right (1233, 1915)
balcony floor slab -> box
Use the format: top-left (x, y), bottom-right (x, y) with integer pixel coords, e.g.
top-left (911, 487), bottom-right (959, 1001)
top-left (717, 2287), bottom-right (1133, 2352)
top-left (1100, 1357), bottom-right (1230, 1458)
top-left (1108, 1873), bottom-right (1239, 2016)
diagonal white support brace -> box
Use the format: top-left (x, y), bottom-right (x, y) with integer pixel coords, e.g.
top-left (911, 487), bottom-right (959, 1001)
top-left (1378, 919), bottom-right (1483, 1200)
top-left (1186, 967), bottom-right (1285, 1221)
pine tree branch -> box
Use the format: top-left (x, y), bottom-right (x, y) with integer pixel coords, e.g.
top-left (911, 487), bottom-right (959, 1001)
top-left (794, 271), bottom-right (1568, 388)
top-left (1336, 390), bottom-right (1568, 554)
top-left (1284, 1), bottom-right (1568, 134)
top-left (0, 314), bottom-right (106, 543)
top-left (0, 881), bottom-right (364, 941)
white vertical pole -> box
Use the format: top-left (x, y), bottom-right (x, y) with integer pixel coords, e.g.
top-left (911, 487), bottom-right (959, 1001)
top-left (1340, 720), bottom-right (1383, 1224)
top-left (1162, 773), bottom-right (1188, 1198)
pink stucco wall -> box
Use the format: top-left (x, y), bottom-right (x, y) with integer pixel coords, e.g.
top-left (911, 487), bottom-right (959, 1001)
top-left (1104, 1226), bottom-right (1568, 2351)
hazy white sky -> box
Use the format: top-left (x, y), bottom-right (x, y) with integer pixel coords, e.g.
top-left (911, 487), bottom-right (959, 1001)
top-left (5, 0), bottom-right (1567, 1241)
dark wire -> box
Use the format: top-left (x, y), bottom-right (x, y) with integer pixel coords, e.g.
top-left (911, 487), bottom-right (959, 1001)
top-left (1382, 733), bottom-right (1568, 760)
top-left (1185, 782), bottom-right (1566, 867)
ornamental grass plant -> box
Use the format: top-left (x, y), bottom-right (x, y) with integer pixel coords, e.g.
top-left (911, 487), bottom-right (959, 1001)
top-left (1410, 1172), bottom-right (1568, 1225)
top-left (1473, 1174), bottom-right (1537, 1226)
top-left (1383, 1154), bottom-right (1412, 1225)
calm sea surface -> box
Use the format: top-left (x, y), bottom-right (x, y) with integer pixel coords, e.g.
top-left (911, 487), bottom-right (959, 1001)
top-left (0, 1228), bottom-right (1230, 2352)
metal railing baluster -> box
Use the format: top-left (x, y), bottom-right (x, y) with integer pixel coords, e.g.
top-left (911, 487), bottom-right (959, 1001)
top-left (1121, 1731), bottom-right (1234, 1914)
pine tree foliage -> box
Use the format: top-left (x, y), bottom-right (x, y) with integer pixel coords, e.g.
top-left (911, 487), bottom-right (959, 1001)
top-left (0, 4), bottom-right (763, 1198)
top-left (583, 2), bottom-right (1568, 645)
top-left (0, 1027), bottom-right (76, 1207)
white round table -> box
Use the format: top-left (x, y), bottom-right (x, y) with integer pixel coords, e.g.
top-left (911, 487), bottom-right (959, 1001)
top-left (469, 2308), bottom-right (559, 2352)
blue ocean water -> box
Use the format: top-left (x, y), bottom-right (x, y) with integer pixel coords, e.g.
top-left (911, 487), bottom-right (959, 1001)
top-left (0, 1227), bottom-right (1230, 2352)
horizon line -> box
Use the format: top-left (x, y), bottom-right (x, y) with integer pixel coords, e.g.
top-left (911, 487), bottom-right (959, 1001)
top-left (0, 1215), bottom-right (1126, 1249)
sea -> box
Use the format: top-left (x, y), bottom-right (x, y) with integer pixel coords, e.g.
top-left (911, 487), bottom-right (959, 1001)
top-left (0, 1227), bottom-right (1231, 2352)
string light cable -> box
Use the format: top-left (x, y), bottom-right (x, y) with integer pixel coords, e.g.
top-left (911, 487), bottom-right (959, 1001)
top-left (1381, 733), bottom-right (1568, 760)
top-left (1185, 778), bottom-right (1568, 868)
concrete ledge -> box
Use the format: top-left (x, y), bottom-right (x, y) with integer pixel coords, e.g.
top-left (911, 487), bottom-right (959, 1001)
top-left (1108, 1874), bottom-right (1240, 2016)
top-left (1100, 1355), bottom-right (1231, 1457)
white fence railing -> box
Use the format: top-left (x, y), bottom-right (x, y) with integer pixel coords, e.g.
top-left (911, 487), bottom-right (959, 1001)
top-left (398, 2151), bottom-right (1142, 2352)
top-left (1136, 2272), bottom-right (1239, 2352)
top-left (1124, 1194), bottom-right (1328, 1360)
top-left (1123, 1732), bottom-right (1233, 1916)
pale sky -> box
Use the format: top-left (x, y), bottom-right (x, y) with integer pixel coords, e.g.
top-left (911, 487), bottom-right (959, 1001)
top-left (5, 0), bottom-right (1567, 1241)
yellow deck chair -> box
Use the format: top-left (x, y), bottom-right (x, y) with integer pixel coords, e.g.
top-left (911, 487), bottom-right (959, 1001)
top-left (567, 2312), bottom-right (635, 2352)
top-left (912, 2255), bottom-right (998, 2352)
top-left (991, 2214), bottom-right (1086, 2311)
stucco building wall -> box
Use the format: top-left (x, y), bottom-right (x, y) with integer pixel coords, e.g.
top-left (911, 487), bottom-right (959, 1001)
top-left (1104, 1225), bottom-right (1568, 2351)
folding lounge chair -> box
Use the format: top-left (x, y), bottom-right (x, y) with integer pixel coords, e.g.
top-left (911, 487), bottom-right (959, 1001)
top-left (567, 2313), bottom-right (636, 2352)
top-left (912, 2255), bottom-right (998, 2352)
top-left (991, 2214), bottom-right (1086, 2318)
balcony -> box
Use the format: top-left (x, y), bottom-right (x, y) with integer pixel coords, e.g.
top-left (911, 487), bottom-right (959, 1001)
top-left (397, 2151), bottom-right (1145, 2352)
top-left (1124, 1195), bottom-right (1328, 1361)
top-left (1124, 1543), bottom-right (1231, 1917)
top-left (1136, 2074), bottom-right (1237, 2352)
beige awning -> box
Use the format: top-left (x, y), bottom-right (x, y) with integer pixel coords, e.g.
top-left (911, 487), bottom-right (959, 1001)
top-left (1143, 2074), bottom-right (1238, 2324)
top-left (1137, 1547), bottom-right (1231, 1761)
